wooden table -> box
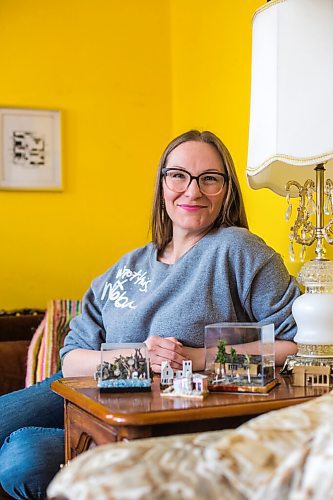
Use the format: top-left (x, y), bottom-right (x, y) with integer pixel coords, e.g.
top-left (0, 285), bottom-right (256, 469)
top-left (51, 373), bottom-right (329, 462)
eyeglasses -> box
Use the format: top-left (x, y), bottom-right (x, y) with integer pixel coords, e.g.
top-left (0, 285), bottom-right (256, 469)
top-left (161, 168), bottom-right (228, 196)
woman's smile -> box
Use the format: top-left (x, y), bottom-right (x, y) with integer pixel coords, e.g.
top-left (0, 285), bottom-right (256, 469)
top-left (177, 204), bottom-right (208, 212)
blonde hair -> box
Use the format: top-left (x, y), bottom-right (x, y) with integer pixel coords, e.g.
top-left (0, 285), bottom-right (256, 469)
top-left (151, 130), bottom-right (248, 251)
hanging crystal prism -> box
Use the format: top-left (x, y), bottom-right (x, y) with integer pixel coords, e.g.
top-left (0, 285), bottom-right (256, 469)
top-left (285, 203), bottom-right (292, 221)
top-left (324, 195), bottom-right (333, 215)
top-left (306, 196), bottom-right (316, 215)
top-left (289, 240), bottom-right (295, 262)
top-left (300, 245), bottom-right (306, 262)
top-left (324, 196), bottom-right (329, 215)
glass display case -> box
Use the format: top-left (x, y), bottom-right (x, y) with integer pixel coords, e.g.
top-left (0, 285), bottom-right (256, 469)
top-left (95, 342), bottom-right (152, 392)
top-left (205, 322), bottom-right (277, 393)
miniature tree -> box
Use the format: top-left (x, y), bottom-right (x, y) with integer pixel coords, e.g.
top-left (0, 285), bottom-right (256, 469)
top-left (229, 347), bottom-right (238, 378)
top-left (215, 340), bottom-right (227, 377)
top-left (243, 353), bottom-right (252, 383)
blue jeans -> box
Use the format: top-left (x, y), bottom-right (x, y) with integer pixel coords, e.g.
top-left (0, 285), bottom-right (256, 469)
top-left (0, 371), bottom-right (65, 499)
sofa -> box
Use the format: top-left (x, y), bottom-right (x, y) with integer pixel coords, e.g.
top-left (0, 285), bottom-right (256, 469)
top-left (0, 310), bottom-right (45, 396)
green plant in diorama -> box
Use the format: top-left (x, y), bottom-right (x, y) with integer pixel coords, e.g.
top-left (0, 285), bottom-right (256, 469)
top-left (243, 353), bottom-right (252, 383)
top-left (229, 347), bottom-right (238, 378)
top-left (215, 339), bottom-right (227, 377)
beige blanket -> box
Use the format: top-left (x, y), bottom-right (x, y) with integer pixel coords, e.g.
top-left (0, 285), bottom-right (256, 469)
top-left (48, 391), bottom-right (333, 499)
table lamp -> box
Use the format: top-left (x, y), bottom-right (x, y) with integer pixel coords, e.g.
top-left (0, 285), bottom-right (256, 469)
top-left (246, 0), bottom-right (333, 369)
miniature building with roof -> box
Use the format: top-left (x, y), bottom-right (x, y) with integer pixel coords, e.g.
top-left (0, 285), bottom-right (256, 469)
top-left (160, 361), bottom-right (173, 386)
top-left (192, 373), bottom-right (208, 393)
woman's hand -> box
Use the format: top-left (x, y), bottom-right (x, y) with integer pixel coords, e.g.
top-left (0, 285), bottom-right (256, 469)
top-left (145, 335), bottom-right (186, 373)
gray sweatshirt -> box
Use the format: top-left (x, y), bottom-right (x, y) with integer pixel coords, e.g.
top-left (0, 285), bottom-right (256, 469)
top-left (60, 227), bottom-right (300, 363)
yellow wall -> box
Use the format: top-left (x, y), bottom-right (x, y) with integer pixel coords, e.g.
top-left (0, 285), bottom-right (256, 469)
top-left (1, 0), bottom-right (323, 309)
top-left (0, 0), bottom-right (172, 308)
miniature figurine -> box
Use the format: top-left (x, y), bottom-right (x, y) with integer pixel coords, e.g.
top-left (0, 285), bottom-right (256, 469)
top-left (160, 360), bottom-right (208, 400)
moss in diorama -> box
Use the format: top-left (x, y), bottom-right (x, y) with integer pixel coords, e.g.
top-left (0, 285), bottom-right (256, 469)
top-left (95, 343), bottom-right (152, 392)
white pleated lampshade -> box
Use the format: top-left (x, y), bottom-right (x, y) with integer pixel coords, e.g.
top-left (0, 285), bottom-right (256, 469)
top-left (246, 0), bottom-right (333, 196)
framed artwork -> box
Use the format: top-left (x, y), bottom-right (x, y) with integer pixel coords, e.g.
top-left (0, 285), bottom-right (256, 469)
top-left (0, 107), bottom-right (62, 191)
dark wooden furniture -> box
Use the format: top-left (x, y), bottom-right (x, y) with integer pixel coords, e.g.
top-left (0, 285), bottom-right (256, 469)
top-left (51, 373), bottom-right (330, 463)
top-left (0, 311), bottom-right (44, 396)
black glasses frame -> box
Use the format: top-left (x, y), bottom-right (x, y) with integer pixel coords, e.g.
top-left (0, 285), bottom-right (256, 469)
top-left (161, 167), bottom-right (228, 194)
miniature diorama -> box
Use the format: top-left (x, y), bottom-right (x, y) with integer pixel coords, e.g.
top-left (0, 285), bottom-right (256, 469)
top-left (95, 343), bottom-right (152, 392)
top-left (293, 365), bottom-right (331, 387)
top-left (160, 360), bottom-right (209, 400)
top-left (205, 323), bottom-right (278, 393)
top-left (281, 358), bottom-right (332, 388)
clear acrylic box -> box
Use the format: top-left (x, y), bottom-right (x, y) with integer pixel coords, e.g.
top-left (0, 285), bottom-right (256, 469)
top-left (205, 322), bottom-right (276, 393)
top-left (95, 342), bottom-right (152, 392)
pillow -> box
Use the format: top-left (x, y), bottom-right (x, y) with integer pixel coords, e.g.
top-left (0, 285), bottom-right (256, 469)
top-left (26, 300), bottom-right (81, 386)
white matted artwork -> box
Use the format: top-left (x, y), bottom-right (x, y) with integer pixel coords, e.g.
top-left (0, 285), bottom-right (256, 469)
top-left (0, 107), bottom-right (62, 190)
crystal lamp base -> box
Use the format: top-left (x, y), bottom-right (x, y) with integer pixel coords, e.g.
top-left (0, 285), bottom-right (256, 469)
top-left (296, 343), bottom-right (333, 357)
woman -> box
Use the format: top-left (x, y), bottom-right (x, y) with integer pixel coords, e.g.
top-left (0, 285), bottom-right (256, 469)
top-left (0, 130), bottom-right (299, 499)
